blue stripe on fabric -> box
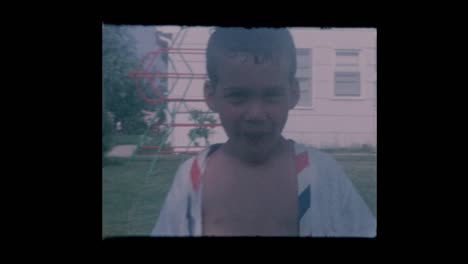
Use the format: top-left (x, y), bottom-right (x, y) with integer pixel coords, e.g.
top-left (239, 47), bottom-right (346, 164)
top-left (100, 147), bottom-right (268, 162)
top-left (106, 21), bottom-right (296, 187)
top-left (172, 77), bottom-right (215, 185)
top-left (298, 185), bottom-right (311, 221)
top-left (186, 196), bottom-right (193, 235)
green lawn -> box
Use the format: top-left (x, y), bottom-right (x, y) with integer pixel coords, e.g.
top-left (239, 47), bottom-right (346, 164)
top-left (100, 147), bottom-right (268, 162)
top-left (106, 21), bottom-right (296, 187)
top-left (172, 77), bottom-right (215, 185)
top-left (102, 155), bottom-right (189, 238)
top-left (331, 153), bottom-right (377, 218)
top-left (102, 151), bottom-right (376, 238)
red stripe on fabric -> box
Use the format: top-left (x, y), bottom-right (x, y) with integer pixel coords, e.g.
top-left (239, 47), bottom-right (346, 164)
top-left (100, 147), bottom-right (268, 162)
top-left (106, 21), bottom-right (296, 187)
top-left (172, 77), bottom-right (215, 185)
top-left (190, 157), bottom-right (201, 191)
top-left (295, 151), bottom-right (309, 174)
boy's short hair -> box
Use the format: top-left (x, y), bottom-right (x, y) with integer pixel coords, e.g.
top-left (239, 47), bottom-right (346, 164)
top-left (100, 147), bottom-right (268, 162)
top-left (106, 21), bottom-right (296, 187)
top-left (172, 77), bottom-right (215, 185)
top-left (206, 27), bottom-right (297, 84)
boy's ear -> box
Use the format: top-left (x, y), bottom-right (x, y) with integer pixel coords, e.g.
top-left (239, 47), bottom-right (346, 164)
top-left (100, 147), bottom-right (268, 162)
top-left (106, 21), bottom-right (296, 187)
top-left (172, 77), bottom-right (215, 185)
top-left (288, 78), bottom-right (300, 110)
top-left (204, 80), bottom-right (217, 112)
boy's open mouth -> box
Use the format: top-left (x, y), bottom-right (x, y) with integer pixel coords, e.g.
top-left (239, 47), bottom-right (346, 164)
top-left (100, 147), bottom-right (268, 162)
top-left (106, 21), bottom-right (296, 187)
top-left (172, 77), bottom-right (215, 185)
top-left (243, 132), bottom-right (269, 144)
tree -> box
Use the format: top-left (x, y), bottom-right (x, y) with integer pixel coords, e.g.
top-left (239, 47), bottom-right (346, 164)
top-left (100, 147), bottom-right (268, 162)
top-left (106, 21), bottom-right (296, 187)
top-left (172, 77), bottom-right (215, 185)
top-left (102, 25), bottom-right (147, 134)
top-left (102, 110), bottom-right (114, 162)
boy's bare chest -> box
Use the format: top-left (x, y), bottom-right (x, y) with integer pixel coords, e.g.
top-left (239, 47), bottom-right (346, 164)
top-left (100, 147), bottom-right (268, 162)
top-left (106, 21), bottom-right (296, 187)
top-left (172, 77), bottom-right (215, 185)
top-left (202, 155), bottom-right (298, 236)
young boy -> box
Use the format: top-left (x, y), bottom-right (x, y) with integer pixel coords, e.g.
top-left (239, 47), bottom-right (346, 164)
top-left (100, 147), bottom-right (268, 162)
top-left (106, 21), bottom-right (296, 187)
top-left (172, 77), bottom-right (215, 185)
top-left (151, 27), bottom-right (376, 237)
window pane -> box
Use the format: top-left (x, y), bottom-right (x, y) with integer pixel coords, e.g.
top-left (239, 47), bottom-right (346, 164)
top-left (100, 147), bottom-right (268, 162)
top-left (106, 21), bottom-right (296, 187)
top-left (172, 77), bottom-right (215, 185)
top-left (296, 68), bottom-right (310, 78)
top-left (297, 55), bottom-right (310, 68)
top-left (296, 48), bottom-right (311, 68)
top-left (335, 81), bottom-right (361, 96)
top-left (298, 79), bottom-right (312, 106)
top-left (335, 71), bottom-right (360, 96)
top-left (296, 48), bottom-right (310, 56)
top-left (336, 50), bottom-right (359, 56)
top-left (335, 72), bottom-right (360, 82)
top-left (296, 49), bottom-right (312, 107)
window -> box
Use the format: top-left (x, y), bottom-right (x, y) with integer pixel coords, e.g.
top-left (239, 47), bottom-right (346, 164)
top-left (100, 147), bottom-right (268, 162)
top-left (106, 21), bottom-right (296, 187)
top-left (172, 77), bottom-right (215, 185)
top-left (335, 49), bottom-right (360, 97)
top-left (296, 48), bottom-right (312, 107)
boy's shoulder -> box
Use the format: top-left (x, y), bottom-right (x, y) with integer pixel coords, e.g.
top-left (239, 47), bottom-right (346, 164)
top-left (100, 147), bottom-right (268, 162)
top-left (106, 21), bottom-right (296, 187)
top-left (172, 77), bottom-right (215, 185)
top-left (179, 144), bottom-right (220, 166)
top-left (294, 142), bottom-right (341, 169)
top-left (171, 145), bottom-right (217, 190)
top-left (293, 142), bottom-right (349, 190)
top-left (174, 142), bottom-right (343, 181)
top-left (177, 143), bottom-right (223, 168)
top-left (178, 143), bottom-right (340, 170)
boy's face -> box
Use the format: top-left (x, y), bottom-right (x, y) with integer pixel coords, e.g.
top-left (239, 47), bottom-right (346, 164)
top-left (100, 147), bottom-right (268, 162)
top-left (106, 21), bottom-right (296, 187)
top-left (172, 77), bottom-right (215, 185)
top-left (204, 53), bottom-right (299, 159)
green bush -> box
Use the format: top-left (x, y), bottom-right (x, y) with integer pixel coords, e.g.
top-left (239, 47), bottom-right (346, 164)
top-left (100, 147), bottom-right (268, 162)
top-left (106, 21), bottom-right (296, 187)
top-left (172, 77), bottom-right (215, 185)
top-left (121, 114), bottom-right (147, 135)
top-left (187, 110), bottom-right (217, 146)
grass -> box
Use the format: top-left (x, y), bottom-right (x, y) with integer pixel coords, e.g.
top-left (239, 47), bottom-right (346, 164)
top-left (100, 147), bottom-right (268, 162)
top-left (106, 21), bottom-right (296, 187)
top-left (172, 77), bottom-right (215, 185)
top-left (102, 150), bottom-right (376, 238)
top-left (102, 155), bottom-right (189, 238)
top-left (331, 153), bottom-right (377, 217)
top-left (111, 134), bottom-right (142, 145)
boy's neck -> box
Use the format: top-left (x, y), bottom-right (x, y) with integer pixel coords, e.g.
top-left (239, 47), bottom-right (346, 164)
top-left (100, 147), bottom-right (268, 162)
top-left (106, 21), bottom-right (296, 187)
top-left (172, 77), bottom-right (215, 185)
top-left (221, 136), bottom-right (291, 167)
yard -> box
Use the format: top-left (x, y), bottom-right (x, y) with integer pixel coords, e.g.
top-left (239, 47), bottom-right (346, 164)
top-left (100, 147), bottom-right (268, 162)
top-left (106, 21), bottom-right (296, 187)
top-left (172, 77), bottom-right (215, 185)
top-left (102, 144), bottom-right (376, 238)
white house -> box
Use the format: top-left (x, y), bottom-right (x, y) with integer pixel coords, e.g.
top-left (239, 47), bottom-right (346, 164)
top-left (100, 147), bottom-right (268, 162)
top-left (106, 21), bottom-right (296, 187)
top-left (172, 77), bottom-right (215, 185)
top-left (153, 26), bottom-right (376, 151)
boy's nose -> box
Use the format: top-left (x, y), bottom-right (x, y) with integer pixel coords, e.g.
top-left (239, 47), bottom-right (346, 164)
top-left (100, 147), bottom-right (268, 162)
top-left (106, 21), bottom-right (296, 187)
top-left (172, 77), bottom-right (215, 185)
top-left (244, 100), bottom-right (267, 121)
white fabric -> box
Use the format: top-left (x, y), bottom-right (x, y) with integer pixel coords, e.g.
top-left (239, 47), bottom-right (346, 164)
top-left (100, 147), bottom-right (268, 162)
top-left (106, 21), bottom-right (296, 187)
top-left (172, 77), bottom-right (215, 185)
top-left (151, 141), bottom-right (376, 237)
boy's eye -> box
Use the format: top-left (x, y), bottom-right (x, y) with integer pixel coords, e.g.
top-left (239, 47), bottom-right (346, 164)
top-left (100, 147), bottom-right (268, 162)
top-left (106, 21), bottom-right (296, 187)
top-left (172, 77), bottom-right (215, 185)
top-left (264, 92), bottom-right (284, 102)
top-left (229, 93), bottom-right (246, 97)
top-left (226, 92), bottom-right (248, 103)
